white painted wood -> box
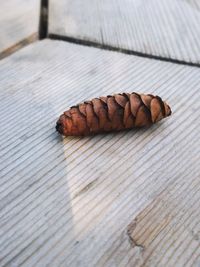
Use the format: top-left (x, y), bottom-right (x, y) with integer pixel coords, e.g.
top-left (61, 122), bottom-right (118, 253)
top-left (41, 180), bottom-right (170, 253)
top-left (0, 39), bottom-right (200, 267)
top-left (49, 0), bottom-right (200, 64)
top-left (0, 0), bottom-right (40, 54)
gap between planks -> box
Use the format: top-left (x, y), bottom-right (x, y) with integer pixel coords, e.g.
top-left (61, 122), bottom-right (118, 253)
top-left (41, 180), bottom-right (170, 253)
top-left (48, 33), bottom-right (200, 69)
top-left (39, 0), bottom-right (48, 39)
top-left (0, 33), bottom-right (38, 60)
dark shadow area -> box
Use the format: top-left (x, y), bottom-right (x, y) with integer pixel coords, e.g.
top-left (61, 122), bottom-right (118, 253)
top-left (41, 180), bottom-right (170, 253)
top-left (39, 0), bottom-right (49, 39)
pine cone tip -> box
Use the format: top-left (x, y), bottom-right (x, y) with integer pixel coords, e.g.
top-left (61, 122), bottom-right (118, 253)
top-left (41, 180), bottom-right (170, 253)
top-left (165, 103), bottom-right (172, 117)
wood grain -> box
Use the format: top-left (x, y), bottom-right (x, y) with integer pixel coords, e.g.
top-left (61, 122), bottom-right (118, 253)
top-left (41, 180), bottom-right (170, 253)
top-left (49, 0), bottom-right (200, 64)
top-left (0, 40), bottom-right (200, 267)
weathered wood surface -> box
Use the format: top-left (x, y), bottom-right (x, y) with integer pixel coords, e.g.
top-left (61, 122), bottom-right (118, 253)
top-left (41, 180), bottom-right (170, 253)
top-left (0, 0), bottom-right (40, 58)
top-left (49, 0), bottom-right (200, 64)
top-left (0, 40), bottom-right (200, 267)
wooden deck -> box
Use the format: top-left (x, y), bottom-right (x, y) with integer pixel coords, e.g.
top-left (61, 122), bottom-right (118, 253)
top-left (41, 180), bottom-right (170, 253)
top-left (49, 0), bottom-right (200, 64)
top-left (0, 2), bottom-right (200, 267)
top-left (0, 0), bottom-right (40, 59)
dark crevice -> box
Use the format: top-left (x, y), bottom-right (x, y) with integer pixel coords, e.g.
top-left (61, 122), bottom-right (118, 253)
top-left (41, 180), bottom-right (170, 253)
top-left (48, 33), bottom-right (200, 68)
top-left (122, 93), bottom-right (130, 101)
top-left (39, 0), bottom-right (48, 39)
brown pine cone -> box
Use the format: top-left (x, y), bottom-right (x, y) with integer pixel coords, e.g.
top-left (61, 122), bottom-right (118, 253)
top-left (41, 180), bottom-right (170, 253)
top-left (56, 92), bottom-right (171, 136)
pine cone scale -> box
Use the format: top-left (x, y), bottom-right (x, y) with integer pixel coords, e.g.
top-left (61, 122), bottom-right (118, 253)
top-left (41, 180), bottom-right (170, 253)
top-left (140, 94), bottom-right (153, 109)
top-left (150, 98), bottom-right (163, 123)
top-left (78, 103), bottom-right (87, 117)
top-left (114, 94), bottom-right (128, 107)
top-left (135, 105), bottom-right (151, 127)
top-left (130, 93), bottom-right (142, 117)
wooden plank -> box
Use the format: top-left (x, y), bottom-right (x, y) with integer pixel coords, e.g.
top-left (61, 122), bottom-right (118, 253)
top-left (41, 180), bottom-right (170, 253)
top-left (0, 0), bottom-right (40, 58)
top-left (0, 39), bottom-right (200, 267)
top-left (49, 0), bottom-right (200, 64)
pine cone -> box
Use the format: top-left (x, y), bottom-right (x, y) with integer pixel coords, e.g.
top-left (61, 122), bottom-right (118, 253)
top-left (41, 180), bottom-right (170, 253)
top-left (56, 92), bottom-right (171, 136)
